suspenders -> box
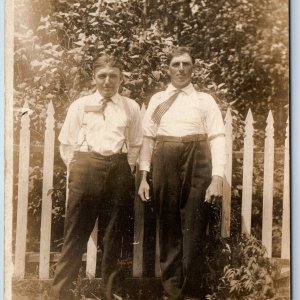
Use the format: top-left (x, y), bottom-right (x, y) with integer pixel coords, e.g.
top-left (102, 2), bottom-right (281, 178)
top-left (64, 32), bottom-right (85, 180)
top-left (79, 96), bottom-right (132, 153)
top-left (121, 97), bottom-right (132, 153)
top-left (79, 112), bottom-right (90, 152)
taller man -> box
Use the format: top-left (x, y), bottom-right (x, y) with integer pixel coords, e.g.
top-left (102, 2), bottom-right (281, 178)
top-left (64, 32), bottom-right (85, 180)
top-left (138, 47), bottom-right (226, 300)
top-left (51, 54), bottom-right (143, 300)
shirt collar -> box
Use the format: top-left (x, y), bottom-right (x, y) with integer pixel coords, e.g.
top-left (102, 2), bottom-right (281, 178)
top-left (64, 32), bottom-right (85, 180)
top-left (94, 90), bottom-right (120, 104)
top-left (166, 83), bottom-right (195, 96)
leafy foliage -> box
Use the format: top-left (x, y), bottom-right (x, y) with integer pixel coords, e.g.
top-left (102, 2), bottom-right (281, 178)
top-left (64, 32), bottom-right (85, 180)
top-left (14, 0), bottom-right (288, 132)
top-left (204, 207), bottom-right (280, 300)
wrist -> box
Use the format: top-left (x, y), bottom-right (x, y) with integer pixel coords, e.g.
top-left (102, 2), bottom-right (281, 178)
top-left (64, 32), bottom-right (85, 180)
top-left (212, 175), bottom-right (223, 182)
top-left (140, 170), bottom-right (148, 181)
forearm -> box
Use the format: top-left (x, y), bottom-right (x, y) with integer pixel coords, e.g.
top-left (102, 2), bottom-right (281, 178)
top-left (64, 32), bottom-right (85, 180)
top-left (127, 102), bottom-right (143, 169)
top-left (127, 145), bottom-right (141, 169)
top-left (139, 136), bottom-right (155, 172)
top-left (140, 170), bottom-right (148, 181)
top-left (210, 135), bottom-right (226, 177)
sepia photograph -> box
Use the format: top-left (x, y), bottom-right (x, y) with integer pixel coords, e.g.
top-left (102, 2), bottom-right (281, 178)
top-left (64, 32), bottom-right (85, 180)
top-left (5, 0), bottom-right (290, 299)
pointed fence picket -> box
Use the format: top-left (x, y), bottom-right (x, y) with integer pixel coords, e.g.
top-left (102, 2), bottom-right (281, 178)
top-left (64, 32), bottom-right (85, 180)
top-left (262, 111), bottom-right (275, 257)
top-left (86, 219), bottom-right (98, 278)
top-left (241, 109), bottom-right (254, 235)
top-left (133, 103), bottom-right (146, 277)
top-left (281, 118), bottom-right (290, 259)
top-left (133, 173), bottom-right (144, 277)
top-left (12, 105), bottom-right (290, 280)
top-left (39, 101), bottom-right (56, 279)
top-left (14, 101), bottom-right (31, 279)
top-left (222, 108), bottom-right (232, 238)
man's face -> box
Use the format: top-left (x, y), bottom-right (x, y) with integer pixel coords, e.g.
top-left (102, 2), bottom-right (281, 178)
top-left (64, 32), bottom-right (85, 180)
top-left (168, 53), bottom-right (193, 89)
top-left (94, 66), bottom-right (122, 98)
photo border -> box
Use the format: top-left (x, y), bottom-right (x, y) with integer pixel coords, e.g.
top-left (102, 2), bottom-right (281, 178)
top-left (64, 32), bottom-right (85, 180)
top-left (290, 0), bottom-right (300, 299)
top-left (1, 0), bottom-right (4, 298)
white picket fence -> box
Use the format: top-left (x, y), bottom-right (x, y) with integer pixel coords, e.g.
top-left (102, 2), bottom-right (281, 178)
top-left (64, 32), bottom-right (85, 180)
top-left (13, 101), bottom-right (290, 280)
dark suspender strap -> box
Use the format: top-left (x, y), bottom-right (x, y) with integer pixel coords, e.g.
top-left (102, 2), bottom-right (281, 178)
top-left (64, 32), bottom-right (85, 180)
top-left (120, 97), bottom-right (132, 153)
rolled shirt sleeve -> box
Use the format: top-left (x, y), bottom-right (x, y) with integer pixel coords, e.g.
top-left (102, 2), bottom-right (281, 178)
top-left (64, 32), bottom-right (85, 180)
top-left (140, 93), bottom-right (161, 138)
top-left (58, 101), bottom-right (83, 146)
top-left (210, 136), bottom-right (226, 177)
top-left (205, 95), bottom-right (226, 177)
top-left (139, 93), bottom-right (161, 172)
top-left (58, 101), bottom-right (83, 166)
top-left (139, 137), bottom-right (155, 172)
top-left (127, 101), bottom-right (143, 167)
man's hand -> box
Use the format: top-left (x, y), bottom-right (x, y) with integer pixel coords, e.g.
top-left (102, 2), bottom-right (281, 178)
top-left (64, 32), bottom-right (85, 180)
top-left (138, 171), bottom-right (151, 202)
top-left (205, 175), bottom-right (223, 204)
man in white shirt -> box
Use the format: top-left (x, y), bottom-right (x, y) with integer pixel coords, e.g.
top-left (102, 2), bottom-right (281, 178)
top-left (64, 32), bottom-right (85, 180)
top-left (51, 54), bottom-right (142, 300)
top-left (138, 47), bottom-right (226, 300)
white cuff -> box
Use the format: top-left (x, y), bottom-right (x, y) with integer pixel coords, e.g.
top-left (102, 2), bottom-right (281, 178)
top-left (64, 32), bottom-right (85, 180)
top-left (211, 165), bottom-right (225, 178)
top-left (139, 161), bottom-right (151, 172)
top-left (138, 137), bottom-right (155, 172)
top-left (127, 146), bottom-right (140, 166)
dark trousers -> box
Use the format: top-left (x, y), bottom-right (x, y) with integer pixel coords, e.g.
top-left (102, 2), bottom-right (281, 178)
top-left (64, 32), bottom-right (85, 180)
top-left (51, 152), bottom-right (133, 299)
top-left (152, 140), bottom-right (212, 300)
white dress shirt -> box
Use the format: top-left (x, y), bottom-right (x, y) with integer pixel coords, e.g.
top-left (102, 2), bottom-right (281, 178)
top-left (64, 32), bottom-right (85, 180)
top-left (139, 83), bottom-right (226, 177)
top-left (59, 90), bottom-right (143, 167)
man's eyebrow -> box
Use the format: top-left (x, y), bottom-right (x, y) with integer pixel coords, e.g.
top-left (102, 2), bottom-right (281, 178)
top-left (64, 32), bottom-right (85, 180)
top-left (171, 61), bottom-right (192, 65)
top-left (96, 73), bottom-right (118, 76)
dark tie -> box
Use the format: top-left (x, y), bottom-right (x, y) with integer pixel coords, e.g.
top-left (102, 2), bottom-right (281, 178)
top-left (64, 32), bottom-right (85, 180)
top-left (151, 90), bottom-right (181, 124)
top-left (99, 97), bottom-right (111, 119)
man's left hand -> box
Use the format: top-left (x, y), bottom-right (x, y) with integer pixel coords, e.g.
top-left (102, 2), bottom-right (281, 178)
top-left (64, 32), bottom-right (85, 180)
top-left (205, 175), bottom-right (223, 204)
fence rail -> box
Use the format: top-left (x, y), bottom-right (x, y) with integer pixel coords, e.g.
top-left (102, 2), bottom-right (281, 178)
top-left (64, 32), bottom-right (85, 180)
top-left (13, 101), bottom-right (290, 280)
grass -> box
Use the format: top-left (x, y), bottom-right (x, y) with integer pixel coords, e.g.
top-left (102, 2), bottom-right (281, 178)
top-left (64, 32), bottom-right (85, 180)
top-left (12, 278), bottom-right (164, 300)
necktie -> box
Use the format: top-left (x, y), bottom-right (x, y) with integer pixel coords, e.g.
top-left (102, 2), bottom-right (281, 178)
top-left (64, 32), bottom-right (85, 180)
top-left (151, 90), bottom-right (181, 124)
top-left (99, 97), bottom-right (111, 119)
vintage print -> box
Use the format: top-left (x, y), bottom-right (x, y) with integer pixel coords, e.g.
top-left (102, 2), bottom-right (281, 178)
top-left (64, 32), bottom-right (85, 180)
top-left (6, 0), bottom-right (290, 299)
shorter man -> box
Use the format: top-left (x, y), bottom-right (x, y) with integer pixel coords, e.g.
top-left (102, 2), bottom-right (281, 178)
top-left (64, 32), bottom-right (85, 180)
top-left (51, 54), bottom-right (142, 299)
top-left (138, 47), bottom-right (226, 300)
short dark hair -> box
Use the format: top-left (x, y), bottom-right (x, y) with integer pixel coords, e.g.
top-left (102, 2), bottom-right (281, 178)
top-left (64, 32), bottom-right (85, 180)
top-left (93, 54), bottom-right (123, 72)
top-left (167, 46), bottom-right (195, 65)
